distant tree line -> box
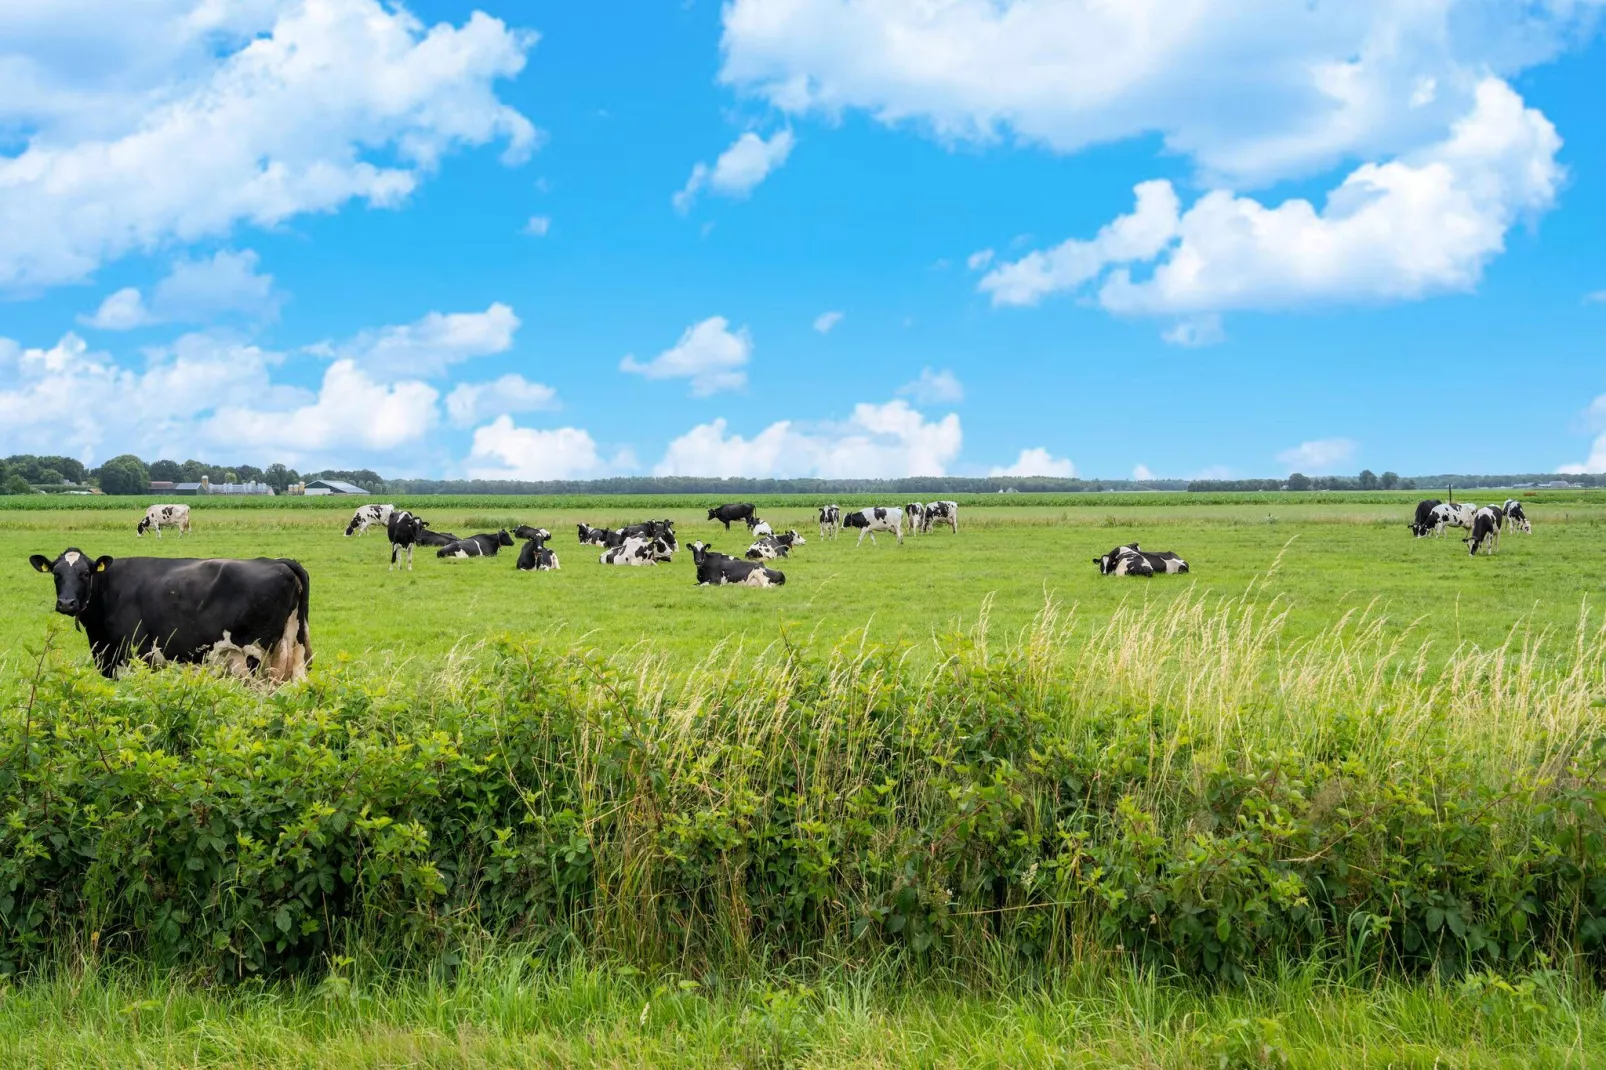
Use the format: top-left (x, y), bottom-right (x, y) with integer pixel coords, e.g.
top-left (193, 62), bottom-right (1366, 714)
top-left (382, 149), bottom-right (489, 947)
top-left (1188, 470), bottom-right (1604, 493)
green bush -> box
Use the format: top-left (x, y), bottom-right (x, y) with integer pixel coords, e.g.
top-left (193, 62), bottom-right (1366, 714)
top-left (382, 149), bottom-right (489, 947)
top-left (3, 609), bottom-right (1605, 983)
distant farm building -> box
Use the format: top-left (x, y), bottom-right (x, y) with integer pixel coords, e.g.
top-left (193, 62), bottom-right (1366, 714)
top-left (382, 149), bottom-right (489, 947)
top-left (302, 479), bottom-right (369, 495)
top-left (147, 476), bottom-right (274, 496)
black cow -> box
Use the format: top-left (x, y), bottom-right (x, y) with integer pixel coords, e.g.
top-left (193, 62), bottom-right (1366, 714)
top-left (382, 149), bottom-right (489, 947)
top-left (819, 505), bottom-right (842, 538)
top-left (707, 503), bottom-right (756, 529)
top-left (387, 510), bottom-right (425, 571)
top-left (1409, 499), bottom-right (1443, 538)
top-left (514, 525), bottom-right (551, 542)
top-left (1094, 543), bottom-right (1189, 575)
top-left (578, 523), bottom-right (627, 548)
top-left (415, 525), bottom-right (459, 548)
top-left (690, 541), bottom-right (785, 586)
top-left (1467, 506), bottom-right (1502, 555)
top-left (29, 548), bottom-right (311, 683)
top-left (437, 530), bottom-right (515, 558)
top-left (516, 530), bottom-right (560, 571)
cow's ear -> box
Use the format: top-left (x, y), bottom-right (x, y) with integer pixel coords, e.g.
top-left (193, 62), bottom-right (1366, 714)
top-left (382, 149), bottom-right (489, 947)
top-left (94, 556), bottom-right (113, 572)
top-left (29, 554), bottom-right (52, 573)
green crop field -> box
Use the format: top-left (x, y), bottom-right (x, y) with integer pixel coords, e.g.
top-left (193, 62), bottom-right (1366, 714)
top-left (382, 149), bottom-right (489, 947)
top-left (4, 490), bottom-right (1605, 675)
top-left (6, 490), bottom-right (1606, 1068)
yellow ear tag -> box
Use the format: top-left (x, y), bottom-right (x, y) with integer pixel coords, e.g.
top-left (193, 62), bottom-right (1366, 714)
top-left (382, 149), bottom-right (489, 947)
top-left (95, 559), bottom-right (109, 572)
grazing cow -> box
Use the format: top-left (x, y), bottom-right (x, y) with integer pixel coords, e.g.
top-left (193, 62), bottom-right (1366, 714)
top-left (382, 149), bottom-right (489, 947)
top-left (1502, 499), bottom-right (1532, 534)
top-left (1467, 506), bottom-right (1502, 555)
top-left (1429, 502), bottom-right (1478, 536)
top-left (1094, 543), bottom-right (1189, 575)
top-left (904, 502), bottom-right (924, 535)
top-left (516, 530), bottom-right (560, 571)
top-left (344, 504), bottom-right (395, 537)
top-left (819, 505), bottom-right (842, 538)
top-left (437, 530), bottom-right (515, 558)
top-left (842, 506), bottom-right (903, 546)
top-left (578, 523), bottom-right (628, 548)
top-left (1409, 499), bottom-right (1443, 538)
top-left (387, 510), bottom-right (425, 571)
top-left (690, 542), bottom-right (785, 587)
top-left (749, 520), bottom-right (773, 538)
top-left (136, 503), bottom-right (190, 539)
top-left (921, 500), bottom-right (959, 534)
top-left (600, 536), bottom-right (672, 566)
top-left (708, 503), bottom-right (757, 529)
top-left (29, 548), bottom-right (311, 683)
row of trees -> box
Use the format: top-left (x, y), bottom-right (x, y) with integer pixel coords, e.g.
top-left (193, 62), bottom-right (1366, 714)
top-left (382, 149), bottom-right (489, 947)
top-left (1190, 470), bottom-right (1411, 492)
top-left (1, 454), bottom-right (386, 495)
top-left (0, 454), bottom-right (92, 495)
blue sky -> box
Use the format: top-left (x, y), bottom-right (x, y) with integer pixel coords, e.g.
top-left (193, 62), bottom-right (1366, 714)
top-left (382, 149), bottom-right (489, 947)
top-left (2, 0), bottom-right (1604, 480)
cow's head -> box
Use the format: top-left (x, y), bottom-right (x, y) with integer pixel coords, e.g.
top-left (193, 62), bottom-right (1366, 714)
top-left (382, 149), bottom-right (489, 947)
top-left (706, 508), bottom-right (720, 521)
top-left (496, 529), bottom-right (514, 547)
top-left (135, 515), bottom-right (151, 537)
top-left (30, 548), bottom-right (111, 616)
top-left (744, 514), bottom-right (762, 530)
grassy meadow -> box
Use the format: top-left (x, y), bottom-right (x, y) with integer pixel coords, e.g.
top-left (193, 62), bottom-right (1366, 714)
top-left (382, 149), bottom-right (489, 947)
top-left (3, 489), bottom-right (1604, 674)
top-left (5, 489), bottom-right (1606, 1068)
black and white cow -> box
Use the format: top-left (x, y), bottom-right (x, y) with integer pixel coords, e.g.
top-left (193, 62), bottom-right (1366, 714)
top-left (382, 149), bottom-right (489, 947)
top-left (136, 503), bottom-right (191, 539)
top-left (437, 530), bottom-right (515, 558)
top-left (749, 519), bottom-right (773, 538)
top-left (600, 536), bottom-right (672, 566)
top-left (29, 548), bottom-right (311, 683)
top-left (1429, 502), bottom-right (1478, 536)
top-left (344, 504), bottom-right (395, 537)
top-left (691, 542), bottom-right (785, 587)
top-left (842, 506), bottom-right (903, 546)
top-left (708, 503), bottom-right (757, 529)
top-left (921, 500), bottom-right (959, 534)
top-left (1467, 506), bottom-right (1502, 555)
top-left (387, 510), bottom-right (426, 571)
top-left (415, 524), bottom-right (459, 548)
top-left (1094, 543), bottom-right (1189, 576)
top-left (1501, 499), bottom-right (1532, 534)
top-left (516, 530), bottom-right (560, 571)
top-left (819, 505), bottom-right (842, 538)
top-left (578, 523), bottom-right (628, 548)
top-left (904, 502), bottom-right (925, 535)
top-left (1409, 499), bottom-right (1443, 538)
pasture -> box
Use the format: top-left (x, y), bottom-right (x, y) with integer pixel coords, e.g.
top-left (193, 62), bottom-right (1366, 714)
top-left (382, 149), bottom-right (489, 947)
top-left (4, 491), bottom-right (1604, 675)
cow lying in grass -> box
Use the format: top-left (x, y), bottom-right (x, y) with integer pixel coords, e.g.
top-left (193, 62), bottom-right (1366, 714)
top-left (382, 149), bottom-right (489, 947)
top-left (600, 536), bottom-right (674, 566)
top-left (437, 530), bottom-right (514, 558)
top-left (1094, 544), bottom-right (1189, 576)
top-left (746, 530), bottom-right (805, 560)
top-left (516, 528), bottom-right (560, 571)
top-left (691, 542), bottom-right (785, 586)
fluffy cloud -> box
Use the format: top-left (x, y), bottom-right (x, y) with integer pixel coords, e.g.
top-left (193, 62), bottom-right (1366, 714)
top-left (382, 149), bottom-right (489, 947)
top-left (465, 415), bottom-right (632, 480)
top-left (897, 367), bottom-right (965, 405)
top-left (318, 303), bottom-right (520, 379)
top-left (0, 0), bottom-right (537, 289)
top-left (674, 129), bottom-right (795, 212)
top-left (655, 399), bottom-right (961, 478)
top-left (620, 316), bottom-right (752, 395)
top-left (1133, 464), bottom-right (1157, 481)
top-left (720, 0), bottom-right (1590, 186)
top-left (990, 447), bottom-right (1075, 478)
top-left (81, 249), bottom-right (281, 329)
top-left (982, 80), bottom-right (1561, 316)
top-left (813, 310), bottom-right (843, 333)
top-left (1558, 391), bottom-right (1606, 473)
top-left (1276, 437), bottom-right (1357, 473)
top-left (445, 374), bottom-right (559, 427)
top-left (209, 359), bottom-right (439, 454)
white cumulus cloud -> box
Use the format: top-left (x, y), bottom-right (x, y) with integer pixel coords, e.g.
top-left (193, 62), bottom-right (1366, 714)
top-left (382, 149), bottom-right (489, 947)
top-left (445, 374), bottom-right (559, 427)
top-left (1276, 437), bottom-right (1357, 473)
top-left (897, 367), bottom-right (964, 404)
top-left (982, 80), bottom-right (1561, 318)
top-left (82, 249), bottom-right (282, 329)
top-left (674, 129), bottom-right (795, 212)
top-left (990, 447), bottom-right (1075, 478)
top-left (656, 399), bottom-right (961, 478)
top-left (620, 316), bottom-right (752, 395)
top-left (319, 303), bottom-right (520, 379)
top-left (0, 0), bottom-right (537, 289)
top-left (465, 415), bottom-right (632, 480)
top-left (719, 0), bottom-right (1590, 186)
top-left (210, 359), bottom-right (439, 455)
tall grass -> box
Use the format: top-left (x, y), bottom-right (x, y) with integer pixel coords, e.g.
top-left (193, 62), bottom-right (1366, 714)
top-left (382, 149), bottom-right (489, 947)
top-left (4, 568), bottom-right (1605, 986)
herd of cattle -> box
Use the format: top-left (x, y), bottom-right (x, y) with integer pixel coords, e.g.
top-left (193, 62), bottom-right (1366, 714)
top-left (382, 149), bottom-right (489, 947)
top-left (1409, 497), bottom-right (1532, 554)
top-left (26, 494), bottom-right (1537, 687)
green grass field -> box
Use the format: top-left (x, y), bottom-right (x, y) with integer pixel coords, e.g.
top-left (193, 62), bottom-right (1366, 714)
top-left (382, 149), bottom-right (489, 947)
top-left (6, 490), bottom-right (1606, 1068)
top-left (4, 490), bottom-right (1604, 674)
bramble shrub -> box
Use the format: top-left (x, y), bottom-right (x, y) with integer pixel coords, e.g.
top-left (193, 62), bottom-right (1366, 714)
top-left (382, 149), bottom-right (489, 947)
top-left (3, 601), bottom-right (1606, 981)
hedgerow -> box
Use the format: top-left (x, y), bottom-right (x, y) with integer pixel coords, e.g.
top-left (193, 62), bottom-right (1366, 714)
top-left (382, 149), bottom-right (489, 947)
top-left (4, 592), bottom-right (1605, 981)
